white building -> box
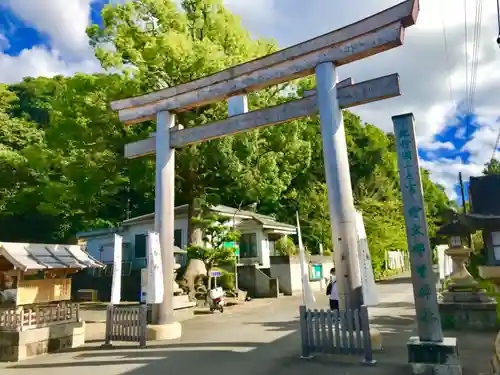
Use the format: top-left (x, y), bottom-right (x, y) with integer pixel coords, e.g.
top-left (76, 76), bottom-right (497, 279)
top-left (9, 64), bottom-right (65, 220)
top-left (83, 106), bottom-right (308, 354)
top-left (76, 204), bottom-right (296, 272)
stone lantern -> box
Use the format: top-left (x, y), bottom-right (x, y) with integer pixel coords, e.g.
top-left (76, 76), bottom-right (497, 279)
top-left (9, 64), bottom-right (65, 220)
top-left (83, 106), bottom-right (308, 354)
top-left (478, 228), bottom-right (500, 292)
top-left (437, 213), bottom-right (497, 330)
top-left (443, 230), bottom-right (478, 292)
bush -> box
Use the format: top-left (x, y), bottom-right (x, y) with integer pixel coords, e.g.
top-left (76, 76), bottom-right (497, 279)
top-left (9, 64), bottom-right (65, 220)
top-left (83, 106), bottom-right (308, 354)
top-left (219, 271), bottom-right (235, 290)
top-left (275, 237), bottom-right (297, 256)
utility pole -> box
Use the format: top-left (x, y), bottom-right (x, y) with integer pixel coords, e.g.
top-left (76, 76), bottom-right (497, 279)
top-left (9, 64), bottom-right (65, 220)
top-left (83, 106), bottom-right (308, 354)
top-left (458, 172), bottom-right (467, 214)
top-left (496, 0), bottom-right (500, 46)
top-left (458, 172), bottom-right (472, 248)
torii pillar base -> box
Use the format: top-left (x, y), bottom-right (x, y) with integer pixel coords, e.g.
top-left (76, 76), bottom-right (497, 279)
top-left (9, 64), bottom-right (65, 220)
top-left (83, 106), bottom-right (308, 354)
top-left (147, 322), bottom-right (182, 341)
top-left (408, 336), bottom-right (462, 375)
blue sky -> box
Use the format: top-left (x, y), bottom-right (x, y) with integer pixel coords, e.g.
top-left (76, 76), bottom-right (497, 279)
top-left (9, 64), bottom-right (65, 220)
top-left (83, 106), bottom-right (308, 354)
top-left (0, 0), bottom-right (498, 202)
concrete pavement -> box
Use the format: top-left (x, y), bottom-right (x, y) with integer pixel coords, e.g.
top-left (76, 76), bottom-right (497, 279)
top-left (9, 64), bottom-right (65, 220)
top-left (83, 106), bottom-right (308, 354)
top-left (0, 278), bottom-right (496, 375)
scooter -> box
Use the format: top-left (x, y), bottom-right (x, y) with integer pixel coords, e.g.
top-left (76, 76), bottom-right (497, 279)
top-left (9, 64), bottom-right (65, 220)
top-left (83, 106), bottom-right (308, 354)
top-left (208, 286), bottom-right (225, 313)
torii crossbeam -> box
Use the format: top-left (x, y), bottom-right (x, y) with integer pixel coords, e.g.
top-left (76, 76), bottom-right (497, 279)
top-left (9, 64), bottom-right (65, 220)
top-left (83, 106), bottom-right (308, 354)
top-left (110, 0), bottom-right (420, 340)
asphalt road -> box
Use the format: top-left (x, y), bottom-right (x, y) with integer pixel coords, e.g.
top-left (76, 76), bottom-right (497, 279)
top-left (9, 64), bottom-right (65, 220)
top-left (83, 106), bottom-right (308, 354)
top-left (1, 278), bottom-right (495, 375)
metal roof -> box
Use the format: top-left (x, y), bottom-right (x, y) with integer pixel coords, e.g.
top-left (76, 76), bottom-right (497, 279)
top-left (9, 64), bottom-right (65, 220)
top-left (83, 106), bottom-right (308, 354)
top-left (94, 204), bottom-right (297, 235)
top-left (210, 205), bottom-right (297, 232)
top-left (0, 242), bottom-right (105, 272)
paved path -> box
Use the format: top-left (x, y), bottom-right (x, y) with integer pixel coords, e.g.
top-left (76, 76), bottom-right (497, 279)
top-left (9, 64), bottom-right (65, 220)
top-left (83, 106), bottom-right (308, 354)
top-left (0, 278), bottom-right (495, 375)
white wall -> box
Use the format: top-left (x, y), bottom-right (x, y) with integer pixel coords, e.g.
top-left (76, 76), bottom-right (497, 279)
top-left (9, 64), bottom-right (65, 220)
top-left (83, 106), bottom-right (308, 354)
top-left (83, 215), bottom-right (189, 266)
top-left (269, 256), bottom-right (334, 296)
top-left (81, 214), bottom-right (271, 268)
top-left (85, 233), bottom-right (118, 263)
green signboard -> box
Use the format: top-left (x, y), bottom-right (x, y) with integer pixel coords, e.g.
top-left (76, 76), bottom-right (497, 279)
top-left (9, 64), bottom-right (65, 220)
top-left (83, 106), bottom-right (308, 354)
top-left (309, 263), bottom-right (323, 281)
top-left (223, 241), bottom-right (240, 257)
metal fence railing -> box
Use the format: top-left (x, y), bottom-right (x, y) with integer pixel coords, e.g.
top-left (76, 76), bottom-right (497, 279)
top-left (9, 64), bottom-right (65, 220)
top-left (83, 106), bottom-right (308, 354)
top-left (105, 304), bottom-right (147, 347)
top-left (299, 305), bottom-right (376, 365)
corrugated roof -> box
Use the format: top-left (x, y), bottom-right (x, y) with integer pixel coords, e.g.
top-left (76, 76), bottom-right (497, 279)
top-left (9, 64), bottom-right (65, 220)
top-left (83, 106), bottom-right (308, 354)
top-left (0, 242), bottom-right (105, 272)
top-left (79, 204), bottom-right (296, 239)
top-left (210, 205), bottom-right (297, 232)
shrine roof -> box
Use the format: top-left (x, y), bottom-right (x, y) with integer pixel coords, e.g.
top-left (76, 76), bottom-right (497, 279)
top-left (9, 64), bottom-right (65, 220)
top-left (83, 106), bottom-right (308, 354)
top-left (0, 242), bottom-right (105, 272)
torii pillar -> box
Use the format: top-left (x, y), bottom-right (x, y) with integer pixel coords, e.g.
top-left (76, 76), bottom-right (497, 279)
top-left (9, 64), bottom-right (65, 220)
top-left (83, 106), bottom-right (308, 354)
top-left (149, 110), bottom-right (182, 340)
top-left (315, 62), bottom-right (363, 311)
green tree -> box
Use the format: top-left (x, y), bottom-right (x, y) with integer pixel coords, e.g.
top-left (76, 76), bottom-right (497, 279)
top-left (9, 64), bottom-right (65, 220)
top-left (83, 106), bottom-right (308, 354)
top-left (186, 213), bottom-right (239, 274)
top-left (484, 159), bottom-right (500, 175)
top-left (87, 0), bottom-right (311, 245)
top-left (275, 236), bottom-right (297, 256)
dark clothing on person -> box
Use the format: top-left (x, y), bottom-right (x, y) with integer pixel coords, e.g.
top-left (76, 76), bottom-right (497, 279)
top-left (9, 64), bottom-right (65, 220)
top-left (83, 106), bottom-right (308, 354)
top-left (329, 299), bottom-right (339, 311)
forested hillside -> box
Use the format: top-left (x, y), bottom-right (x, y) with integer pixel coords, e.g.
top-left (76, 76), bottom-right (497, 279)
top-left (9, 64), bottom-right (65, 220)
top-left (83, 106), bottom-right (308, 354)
top-left (0, 0), bottom-right (451, 276)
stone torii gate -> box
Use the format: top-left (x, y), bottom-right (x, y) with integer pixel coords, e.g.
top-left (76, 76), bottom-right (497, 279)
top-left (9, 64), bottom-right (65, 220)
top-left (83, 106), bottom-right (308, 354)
top-left (110, 0), bottom-right (420, 340)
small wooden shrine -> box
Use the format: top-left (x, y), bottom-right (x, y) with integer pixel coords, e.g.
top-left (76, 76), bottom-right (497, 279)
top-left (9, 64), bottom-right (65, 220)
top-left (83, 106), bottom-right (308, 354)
top-left (0, 242), bottom-right (104, 361)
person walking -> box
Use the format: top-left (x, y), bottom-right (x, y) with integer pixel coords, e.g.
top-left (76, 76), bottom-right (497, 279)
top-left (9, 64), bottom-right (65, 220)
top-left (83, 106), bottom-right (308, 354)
top-left (326, 267), bottom-right (339, 311)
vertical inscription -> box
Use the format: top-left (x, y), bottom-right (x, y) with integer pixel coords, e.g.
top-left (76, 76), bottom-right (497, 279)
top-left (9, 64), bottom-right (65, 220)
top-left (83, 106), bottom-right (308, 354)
top-left (392, 113), bottom-right (443, 343)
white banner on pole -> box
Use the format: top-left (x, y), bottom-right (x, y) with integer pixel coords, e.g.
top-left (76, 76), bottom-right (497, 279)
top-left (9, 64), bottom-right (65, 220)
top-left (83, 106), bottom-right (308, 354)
top-left (147, 231), bottom-right (164, 304)
top-left (296, 211), bottom-right (315, 307)
top-left (354, 211), bottom-right (378, 306)
top-left (140, 268), bottom-right (148, 303)
top-left (437, 244), bottom-right (452, 281)
top-left (110, 233), bottom-right (123, 305)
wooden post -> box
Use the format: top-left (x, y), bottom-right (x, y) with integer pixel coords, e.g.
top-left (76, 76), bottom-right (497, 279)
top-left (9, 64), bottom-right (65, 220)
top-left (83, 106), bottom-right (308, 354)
top-left (315, 62), bottom-right (362, 311)
top-left (392, 113), bottom-right (443, 343)
top-left (156, 111), bottom-right (176, 325)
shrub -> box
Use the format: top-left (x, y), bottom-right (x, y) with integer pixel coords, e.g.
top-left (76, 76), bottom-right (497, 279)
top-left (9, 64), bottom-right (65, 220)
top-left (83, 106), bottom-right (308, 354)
top-left (275, 236), bottom-right (297, 256)
top-left (219, 271), bottom-right (235, 290)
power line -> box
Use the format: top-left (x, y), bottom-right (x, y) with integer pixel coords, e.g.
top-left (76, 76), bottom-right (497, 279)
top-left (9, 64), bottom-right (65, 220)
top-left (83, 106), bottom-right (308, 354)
top-left (439, 0), bottom-right (454, 105)
top-left (468, 0), bottom-right (483, 114)
top-left (464, 0), bottom-right (469, 113)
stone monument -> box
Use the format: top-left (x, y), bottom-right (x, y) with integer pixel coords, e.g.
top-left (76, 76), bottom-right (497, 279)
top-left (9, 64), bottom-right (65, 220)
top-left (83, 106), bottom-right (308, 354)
top-left (392, 113), bottom-right (462, 375)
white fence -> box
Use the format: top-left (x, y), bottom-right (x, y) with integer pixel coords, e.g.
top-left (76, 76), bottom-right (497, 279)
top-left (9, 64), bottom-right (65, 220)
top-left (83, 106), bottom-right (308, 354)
top-left (299, 305), bottom-right (376, 365)
top-left (385, 250), bottom-right (407, 271)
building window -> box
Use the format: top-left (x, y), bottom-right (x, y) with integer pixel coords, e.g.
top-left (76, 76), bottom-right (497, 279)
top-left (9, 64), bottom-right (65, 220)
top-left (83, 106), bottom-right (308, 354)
top-left (269, 239), bottom-right (278, 256)
top-left (492, 231), bottom-right (500, 260)
top-left (135, 234), bottom-right (147, 259)
top-left (174, 229), bottom-right (183, 248)
top-left (240, 233), bottom-right (258, 258)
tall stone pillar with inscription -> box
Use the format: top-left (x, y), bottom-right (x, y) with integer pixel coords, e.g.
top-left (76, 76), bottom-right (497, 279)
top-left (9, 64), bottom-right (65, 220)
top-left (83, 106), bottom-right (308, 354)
top-left (392, 113), bottom-right (462, 375)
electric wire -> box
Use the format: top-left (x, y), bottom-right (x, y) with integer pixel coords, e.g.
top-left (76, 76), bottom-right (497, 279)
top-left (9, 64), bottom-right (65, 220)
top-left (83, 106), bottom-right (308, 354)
top-left (468, 0), bottom-right (483, 114)
top-left (489, 1), bottom-right (500, 164)
top-left (464, 0), bottom-right (469, 113)
top-left (439, 0), bottom-right (455, 106)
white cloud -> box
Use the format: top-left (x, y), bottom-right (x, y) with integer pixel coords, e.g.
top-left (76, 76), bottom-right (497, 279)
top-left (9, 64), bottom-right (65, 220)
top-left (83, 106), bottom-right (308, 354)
top-left (420, 157), bottom-right (484, 200)
top-left (0, 0), bottom-right (497, 200)
top-left (2, 0), bottom-right (95, 57)
top-left (0, 0), bottom-right (102, 83)
top-left (0, 46), bottom-right (101, 84)
top-left (419, 141), bottom-right (455, 151)
top-left (223, 0), bottom-right (499, 198)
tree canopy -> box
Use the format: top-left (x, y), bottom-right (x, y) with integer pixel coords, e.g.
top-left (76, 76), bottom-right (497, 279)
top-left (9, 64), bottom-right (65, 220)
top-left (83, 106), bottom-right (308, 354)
top-left (0, 0), bottom-right (454, 277)
top-left (484, 159), bottom-right (500, 175)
